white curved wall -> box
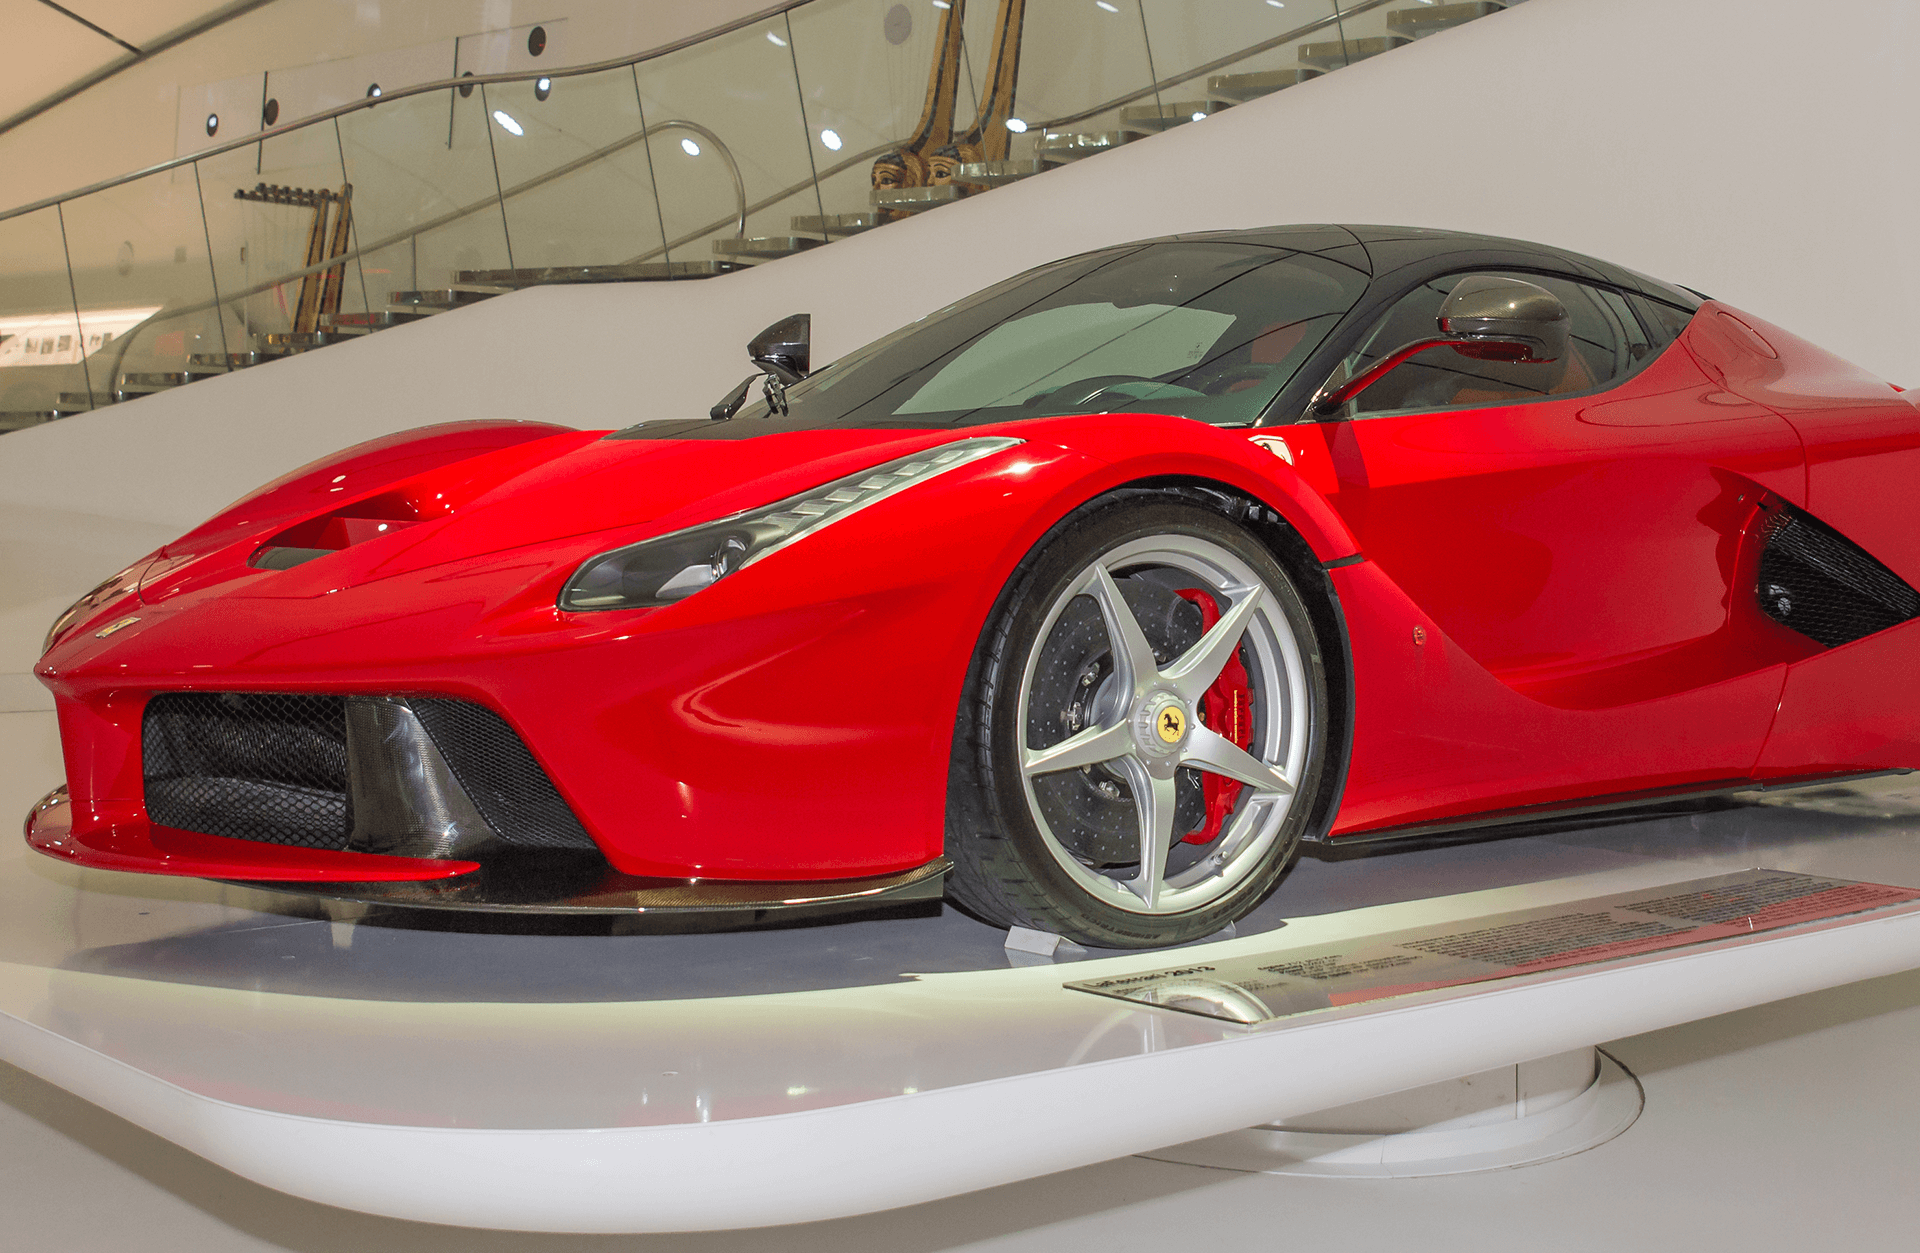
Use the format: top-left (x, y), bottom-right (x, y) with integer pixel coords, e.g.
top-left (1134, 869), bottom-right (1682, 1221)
top-left (5, 0), bottom-right (1918, 688)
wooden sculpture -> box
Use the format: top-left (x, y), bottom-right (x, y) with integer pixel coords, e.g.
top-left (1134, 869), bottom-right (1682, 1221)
top-left (234, 182), bottom-right (353, 334)
top-left (871, 0), bottom-right (968, 196)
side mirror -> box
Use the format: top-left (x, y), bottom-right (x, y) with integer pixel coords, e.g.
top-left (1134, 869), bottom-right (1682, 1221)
top-left (749, 313), bottom-right (810, 385)
top-left (711, 313), bottom-right (811, 420)
top-left (1437, 275), bottom-right (1569, 363)
top-left (1308, 276), bottom-right (1569, 415)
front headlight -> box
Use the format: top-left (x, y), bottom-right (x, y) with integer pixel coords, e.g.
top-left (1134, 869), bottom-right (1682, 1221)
top-left (560, 436), bottom-right (1023, 612)
top-left (43, 558), bottom-right (153, 654)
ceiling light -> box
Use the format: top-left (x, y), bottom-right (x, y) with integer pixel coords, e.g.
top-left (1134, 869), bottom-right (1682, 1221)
top-left (204, 113), bottom-right (218, 136)
top-left (1191, 110), bottom-right (1207, 122)
top-left (492, 110), bottom-right (523, 136)
top-left (820, 128), bottom-right (843, 151)
top-left (1096, 1), bottom-right (1119, 11)
top-left (534, 76), bottom-right (551, 101)
top-left (681, 137), bottom-right (702, 156)
top-left (367, 83), bottom-right (382, 98)
top-left (766, 30), bottom-right (788, 46)
top-left (1005, 117), bottom-right (1028, 132)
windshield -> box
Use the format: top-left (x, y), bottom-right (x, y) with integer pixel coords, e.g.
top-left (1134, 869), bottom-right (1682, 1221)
top-left (640, 241), bottom-right (1368, 437)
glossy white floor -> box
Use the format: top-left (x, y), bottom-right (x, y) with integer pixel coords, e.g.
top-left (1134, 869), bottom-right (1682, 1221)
top-left (6, 700), bottom-right (1920, 1249)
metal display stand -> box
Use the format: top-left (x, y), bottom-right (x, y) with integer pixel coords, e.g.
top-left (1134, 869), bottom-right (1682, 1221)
top-left (4, 777), bottom-right (1920, 1232)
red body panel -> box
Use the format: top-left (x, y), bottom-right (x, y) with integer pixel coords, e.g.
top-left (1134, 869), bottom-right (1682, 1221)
top-left (29, 300), bottom-right (1920, 884)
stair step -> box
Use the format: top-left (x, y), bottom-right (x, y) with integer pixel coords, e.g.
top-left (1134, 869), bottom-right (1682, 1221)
top-left (1299, 35), bottom-right (1409, 70)
top-left (790, 213), bottom-right (887, 237)
top-left (952, 159), bottom-right (1045, 187)
top-left (1119, 102), bottom-right (1217, 134)
top-left (711, 236), bottom-right (827, 262)
top-left (869, 184), bottom-right (968, 211)
top-left (322, 310), bottom-right (428, 330)
top-left (119, 368), bottom-right (227, 389)
top-left (456, 260), bottom-right (746, 286)
top-left (253, 331), bottom-right (359, 351)
top-left (0, 411), bottom-right (68, 432)
top-left (1206, 68), bottom-right (1322, 103)
top-left (190, 351), bottom-right (272, 368)
top-left (387, 288), bottom-right (507, 309)
top-left (1388, 1), bottom-right (1505, 38)
top-left (1035, 131), bottom-right (1132, 165)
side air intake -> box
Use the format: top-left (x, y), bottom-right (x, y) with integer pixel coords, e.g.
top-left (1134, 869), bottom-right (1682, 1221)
top-left (1757, 507), bottom-right (1920, 648)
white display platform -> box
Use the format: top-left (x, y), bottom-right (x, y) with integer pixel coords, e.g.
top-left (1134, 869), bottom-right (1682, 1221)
top-left (5, 777), bottom-right (1920, 1233)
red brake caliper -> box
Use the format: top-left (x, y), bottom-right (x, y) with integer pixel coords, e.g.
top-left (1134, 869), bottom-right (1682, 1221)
top-left (1173, 588), bottom-right (1252, 845)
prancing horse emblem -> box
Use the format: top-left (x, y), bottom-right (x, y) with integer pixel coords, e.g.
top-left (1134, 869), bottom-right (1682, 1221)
top-left (1157, 707), bottom-right (1185, 743)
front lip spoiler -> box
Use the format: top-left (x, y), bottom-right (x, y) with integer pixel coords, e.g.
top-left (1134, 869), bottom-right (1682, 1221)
top-left (227, 856), bottom-right (955, 917)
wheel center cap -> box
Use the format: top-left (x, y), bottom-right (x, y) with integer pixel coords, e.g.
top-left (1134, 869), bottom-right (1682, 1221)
top-left (1136, 693), bottom-right (1190, 756)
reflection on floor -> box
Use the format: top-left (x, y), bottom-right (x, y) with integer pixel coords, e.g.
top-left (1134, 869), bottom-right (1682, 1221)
top-left (4, 705), bottom-right (1920, 1248)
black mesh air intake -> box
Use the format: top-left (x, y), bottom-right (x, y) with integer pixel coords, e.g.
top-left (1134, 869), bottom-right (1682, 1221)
top-left (1757, 508), bottom-right (1920, 649)
top-left (407, 699), bottom-right (598, 850)
top-left (143, 693), bottom-right (352, 849)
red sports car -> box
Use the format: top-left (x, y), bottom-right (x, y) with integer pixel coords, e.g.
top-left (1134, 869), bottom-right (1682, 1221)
top-left (26, 225), bottom-right (1920, 947)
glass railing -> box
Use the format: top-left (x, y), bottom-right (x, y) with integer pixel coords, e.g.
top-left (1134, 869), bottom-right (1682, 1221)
top-left (0, 0), bottom-right (1519, 431)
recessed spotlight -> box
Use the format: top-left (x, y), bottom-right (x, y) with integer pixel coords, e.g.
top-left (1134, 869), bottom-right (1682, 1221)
top-left (367, 83), bottom-right (382, 98)
top-left (1190, 110), bottom-right (1207, 122)
top-left (534, 76), bottom-right (552, 101)
top-left (820, 128), bottom-right (843, 151)
top-left (1266, 0), bottom-right (1285, 7)
top-left (1005, 117), bottom-right (1028, 133)
top-left (681, 137), bottom-right (702, 156)
top-left (1095, 1), bottom-right (1119, 11)
top-left (492, 110), bottom-right (523, 136)
top-left (204, 113), bottom-right (218, 136)
top-left (262, 98), bottom-right (279, 125)
top-left (933, 0), bottom-right (952, 7)
top-left (527, 25), bottom-right (547, 56)
top-left (458, 71), bottom-right (475, 99)
top-left (766, 30), bottom-right (788, 46)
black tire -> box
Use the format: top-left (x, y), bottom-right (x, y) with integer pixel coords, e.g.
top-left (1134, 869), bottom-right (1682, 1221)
top-left (946, 492), bottom-right (1332, 947)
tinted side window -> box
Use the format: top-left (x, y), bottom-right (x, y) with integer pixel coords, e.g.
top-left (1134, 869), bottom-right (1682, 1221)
top-left (1342, 272), bottom-right (1636, 418)
top-left (1628, 293), bottom-right (1695, 350)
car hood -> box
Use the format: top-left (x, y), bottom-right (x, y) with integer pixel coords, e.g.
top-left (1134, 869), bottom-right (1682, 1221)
top-left (141, 426), bottom-right (989, 604)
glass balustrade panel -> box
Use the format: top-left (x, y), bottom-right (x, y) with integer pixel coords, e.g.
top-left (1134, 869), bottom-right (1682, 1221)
top-left (634, 20), bottom-right (821, 265)
top-left (484, 65), bottom-right (668, 274)
top-left (338, 86), bottom-right (512, 302)
top-left (58, 167), bottom-right (229, 395)
top-left (1015, 0), bottom-right (1158, 159)
top-left (197, 133), bottom-right (359, 351)
top-left (1138, 0), bottom-right (1348, 106)
top-left (0, 207), bottom-right (87, 426)
top-left (787, 0), bottom-right (978, 232)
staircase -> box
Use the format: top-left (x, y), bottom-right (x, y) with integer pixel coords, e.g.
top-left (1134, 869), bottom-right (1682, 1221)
top-left (0, 0), bottom-right (1512, 432)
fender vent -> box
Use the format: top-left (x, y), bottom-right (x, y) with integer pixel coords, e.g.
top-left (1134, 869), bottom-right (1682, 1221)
top-left (1757, 508), bottom-right (1920, 648)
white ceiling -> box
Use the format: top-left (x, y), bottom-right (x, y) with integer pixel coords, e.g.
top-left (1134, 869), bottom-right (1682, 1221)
top-left (0, 1), bottom-right (254, 127)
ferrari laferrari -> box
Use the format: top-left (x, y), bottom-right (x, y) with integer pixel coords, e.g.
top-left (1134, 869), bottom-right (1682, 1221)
top-left (28, 225), bottom-right (1920, 947)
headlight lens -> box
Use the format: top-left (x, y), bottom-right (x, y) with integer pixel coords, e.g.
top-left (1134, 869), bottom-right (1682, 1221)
top-left (560, 436), bottom-right (1023, 612)
top-left (43, 558), bottom-right (153, 654)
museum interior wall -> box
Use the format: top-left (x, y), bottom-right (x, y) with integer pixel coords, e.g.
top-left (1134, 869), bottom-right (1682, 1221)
top-left (2, 0), bottom-right (1915, 697)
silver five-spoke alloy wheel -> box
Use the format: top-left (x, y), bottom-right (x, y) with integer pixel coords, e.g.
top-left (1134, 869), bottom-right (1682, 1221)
top-left (1016, 533), bottom-right (1312, 916)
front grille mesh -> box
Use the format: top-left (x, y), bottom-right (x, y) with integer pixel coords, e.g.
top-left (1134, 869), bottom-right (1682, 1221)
top-left (143, 693), bottom-right (352, 849)
top-left (409, 698), bottom-right (598, 850)
top-left (141, 691), bottom-right (596, 854)
top-left (1757, 509), bottom-right (1920, 649)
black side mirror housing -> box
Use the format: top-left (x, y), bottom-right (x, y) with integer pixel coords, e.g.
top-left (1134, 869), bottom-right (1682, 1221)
top-left (749, 313), bottom-right (810, 386)
top-left (1308, 276), bottom-right (1570, 415)
top-left (1436, 275), bottom-right (1570, 364)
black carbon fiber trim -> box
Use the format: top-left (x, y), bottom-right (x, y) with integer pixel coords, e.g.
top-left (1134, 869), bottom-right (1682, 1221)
top-left (407, 699), bottom-right (599, 850)
top-left (1757, 508), bottom-right (1920, 649)
top-left (142, 693), bottom-right (352, 849)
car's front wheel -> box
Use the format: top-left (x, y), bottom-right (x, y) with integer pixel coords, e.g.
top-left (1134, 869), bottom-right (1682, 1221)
top-left (946, 494), bottom-right (1331, 948)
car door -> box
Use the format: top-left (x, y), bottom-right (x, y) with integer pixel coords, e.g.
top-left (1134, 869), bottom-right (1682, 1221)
top-left (1285, 270), bottom-right (1811, 830)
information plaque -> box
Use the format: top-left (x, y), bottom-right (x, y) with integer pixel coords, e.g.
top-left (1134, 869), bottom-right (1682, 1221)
top-left (1065, 869), bottom-right (1920, 1025)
